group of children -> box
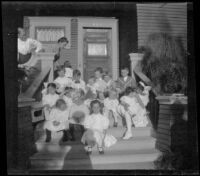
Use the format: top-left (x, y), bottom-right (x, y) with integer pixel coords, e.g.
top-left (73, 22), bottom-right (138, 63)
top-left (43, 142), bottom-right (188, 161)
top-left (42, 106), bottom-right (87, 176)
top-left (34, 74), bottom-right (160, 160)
top-left (41, 61), bottom-right (151, 154)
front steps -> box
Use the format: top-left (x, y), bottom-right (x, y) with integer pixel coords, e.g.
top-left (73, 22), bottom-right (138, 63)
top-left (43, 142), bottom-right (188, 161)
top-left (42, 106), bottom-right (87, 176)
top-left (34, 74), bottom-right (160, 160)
top-left (30, 123), bottom-right (160, 170)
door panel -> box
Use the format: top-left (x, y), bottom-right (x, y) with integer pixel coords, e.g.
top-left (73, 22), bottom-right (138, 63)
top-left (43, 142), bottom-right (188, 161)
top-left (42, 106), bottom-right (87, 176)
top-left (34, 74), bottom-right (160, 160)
top-left (83, 28), bottom-right (112, 82)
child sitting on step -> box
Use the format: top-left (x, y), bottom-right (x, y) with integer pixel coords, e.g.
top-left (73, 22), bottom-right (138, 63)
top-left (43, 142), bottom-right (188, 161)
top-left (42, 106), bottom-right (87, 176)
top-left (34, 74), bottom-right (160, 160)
top-left (60, 87), bottom-right (73, 109)
top-left (64, 60), bottom-right (73, 79)
top-left (104, 89), bottom-right (120, 127)
top-left (81, 99), bottom-right (109, 155)
top-left (93, 67), bottom-right (107, 94)
top-left (68, 89), bottom-right (90, 141)
top-left (42, 83), bottom-right (59, 120)
top-left (86, 76), bottom-right (97, 95)
top-left (71, 69), bottom-right (86, 93)
top-left (103, 72), bottom-right (114, 97)
top-left (44, 99), bottom-right (70, 143)
top-left (54, 65), bottom-right (73, 94)
top-left (118, 87), bottom-right (147, 140)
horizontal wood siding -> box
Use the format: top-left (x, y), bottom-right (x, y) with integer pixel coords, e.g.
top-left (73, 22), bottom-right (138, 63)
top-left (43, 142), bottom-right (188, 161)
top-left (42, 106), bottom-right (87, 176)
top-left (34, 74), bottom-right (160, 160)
top-left (64, 18), bottom-right (78, 69)
top-left (136, 3), bottom-right (187, 50)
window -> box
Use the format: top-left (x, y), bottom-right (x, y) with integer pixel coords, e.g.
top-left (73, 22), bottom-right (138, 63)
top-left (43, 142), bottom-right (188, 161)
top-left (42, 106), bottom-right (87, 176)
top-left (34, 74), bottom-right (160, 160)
top-left (87, 43), bottom-right (107, 56)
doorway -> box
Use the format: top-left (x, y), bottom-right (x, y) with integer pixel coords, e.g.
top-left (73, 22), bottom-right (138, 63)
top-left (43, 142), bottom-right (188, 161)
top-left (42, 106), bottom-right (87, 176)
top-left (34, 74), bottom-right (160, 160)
top-left (77, 17), bottom-right (119, 82)
top-left (83, 28), bottom-right (112, 81)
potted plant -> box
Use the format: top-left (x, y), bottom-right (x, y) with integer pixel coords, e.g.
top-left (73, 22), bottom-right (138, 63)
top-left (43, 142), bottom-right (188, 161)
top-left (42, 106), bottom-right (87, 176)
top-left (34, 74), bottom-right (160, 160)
top-left (139, 32), bottom-right (187, 95)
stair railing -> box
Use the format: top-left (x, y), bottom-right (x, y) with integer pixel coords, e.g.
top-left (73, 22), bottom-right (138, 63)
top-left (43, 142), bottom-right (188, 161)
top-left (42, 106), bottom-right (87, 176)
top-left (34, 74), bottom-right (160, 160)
top-left (23, 52), bottom-right (55, 98)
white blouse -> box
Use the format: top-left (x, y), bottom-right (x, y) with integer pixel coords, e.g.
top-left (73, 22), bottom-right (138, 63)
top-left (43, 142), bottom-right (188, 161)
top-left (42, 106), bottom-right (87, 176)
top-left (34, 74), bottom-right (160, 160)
top-left (18, 38), bottom-right (42, 55)
top-left (54, 76), bottom-right (73, 93)
top-left (42, 94), bottom-right (59, 107)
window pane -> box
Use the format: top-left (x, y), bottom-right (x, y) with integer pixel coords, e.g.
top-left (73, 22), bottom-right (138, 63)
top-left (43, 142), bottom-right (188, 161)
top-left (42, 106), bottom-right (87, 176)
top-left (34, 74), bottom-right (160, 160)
top-left (88, 43), bottom-right (107, 56)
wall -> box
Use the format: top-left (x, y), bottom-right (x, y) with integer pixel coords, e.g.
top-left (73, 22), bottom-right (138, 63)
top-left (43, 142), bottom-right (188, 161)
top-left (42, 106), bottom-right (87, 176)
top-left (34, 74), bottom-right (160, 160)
top-left (137, 3), bottom-right (187, 50)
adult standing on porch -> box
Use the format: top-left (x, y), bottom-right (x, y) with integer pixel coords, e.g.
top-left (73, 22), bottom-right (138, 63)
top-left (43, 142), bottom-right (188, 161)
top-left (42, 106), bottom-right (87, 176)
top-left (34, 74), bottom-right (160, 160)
top-left (18, 27), bottom-right (43, 68)
top-left (54, 37), bottom-right (69, 78)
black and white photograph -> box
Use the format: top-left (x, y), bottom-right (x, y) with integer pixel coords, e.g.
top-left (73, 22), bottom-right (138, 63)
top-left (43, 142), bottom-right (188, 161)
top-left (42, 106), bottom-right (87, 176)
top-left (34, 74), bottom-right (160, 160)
top-left (2, 1), bottom-right (198, 175)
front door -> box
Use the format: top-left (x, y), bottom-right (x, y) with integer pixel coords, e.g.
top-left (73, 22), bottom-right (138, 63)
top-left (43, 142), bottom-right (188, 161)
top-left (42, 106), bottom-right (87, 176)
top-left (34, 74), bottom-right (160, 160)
top-left (83, 28), bottom-right (112, 82)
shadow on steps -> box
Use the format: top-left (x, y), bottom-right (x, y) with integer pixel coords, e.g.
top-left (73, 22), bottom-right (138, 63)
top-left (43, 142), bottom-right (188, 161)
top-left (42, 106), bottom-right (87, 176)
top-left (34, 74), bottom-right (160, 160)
top-left (62, 124), bottom-right (93, 170)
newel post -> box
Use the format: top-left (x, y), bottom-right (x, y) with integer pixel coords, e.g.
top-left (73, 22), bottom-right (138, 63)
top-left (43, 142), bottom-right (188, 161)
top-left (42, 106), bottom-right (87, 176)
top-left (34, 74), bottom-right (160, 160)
top-left (129, 53), bottom-right (144, 80)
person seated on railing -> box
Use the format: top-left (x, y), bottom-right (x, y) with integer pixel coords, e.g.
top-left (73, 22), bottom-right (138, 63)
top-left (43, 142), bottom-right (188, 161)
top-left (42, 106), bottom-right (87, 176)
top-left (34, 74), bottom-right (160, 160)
top-left (42, 83), bottom-right (59, 120)
top-left (54, 65), bottom-right (73, 94)
top-left (116, 67), bottom-right (137, 98)
top-left (18, 27), bottom-right (43, 69)
top-left (118, 87), bottom-right (148, 140)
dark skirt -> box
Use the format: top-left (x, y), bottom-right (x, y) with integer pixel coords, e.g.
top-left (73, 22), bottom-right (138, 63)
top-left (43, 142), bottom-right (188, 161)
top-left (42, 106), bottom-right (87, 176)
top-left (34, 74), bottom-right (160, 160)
top-left (18, 53), bottom-right (32, 64)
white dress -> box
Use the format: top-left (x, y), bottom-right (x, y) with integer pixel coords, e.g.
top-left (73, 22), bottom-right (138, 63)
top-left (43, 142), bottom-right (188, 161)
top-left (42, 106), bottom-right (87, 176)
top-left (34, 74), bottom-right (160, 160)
top-left (81, 113), bottom-right (109, 146)
top-left (94, 78), bottom-right (107, 92)
top-left (43, 108), bottom-right (70, 132)
top-left (18, 38), bottom-right (42, 55)
top-left (118, 95), bottom-right (148, 127)
top-left (65, 68), bottom-right (73, 78)
top-left (42, 93), bottom-right (59, 120)
top-left (71, 79), bottom-right (86, 93)
top-left (104, 98), bottom-right (119, 115)
top-left (54, 76), bottom-right (73, 93)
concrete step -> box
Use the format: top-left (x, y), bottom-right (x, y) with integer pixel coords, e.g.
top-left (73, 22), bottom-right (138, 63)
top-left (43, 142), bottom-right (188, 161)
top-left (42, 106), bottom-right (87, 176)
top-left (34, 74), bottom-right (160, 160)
top-left (30, 148), bottom-right (160, 170)
top-left (36, 136), bottom-right (156, 153)
top-left (35, 125), bottom-right (153, 142)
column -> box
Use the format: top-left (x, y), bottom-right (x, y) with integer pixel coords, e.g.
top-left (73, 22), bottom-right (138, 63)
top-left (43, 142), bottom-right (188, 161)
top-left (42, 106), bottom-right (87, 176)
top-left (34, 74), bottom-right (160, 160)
top-left (129, 53), bottom-right (144, 80)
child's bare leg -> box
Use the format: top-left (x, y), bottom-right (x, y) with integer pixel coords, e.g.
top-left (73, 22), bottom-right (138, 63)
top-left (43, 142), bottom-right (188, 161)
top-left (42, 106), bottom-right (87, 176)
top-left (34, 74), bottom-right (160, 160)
top-left (123, 112), bottom-right (133, 139)
top-left (112, 111), bottom-right (118, 127)
top-left (96, 133), bottom-right (104, 154)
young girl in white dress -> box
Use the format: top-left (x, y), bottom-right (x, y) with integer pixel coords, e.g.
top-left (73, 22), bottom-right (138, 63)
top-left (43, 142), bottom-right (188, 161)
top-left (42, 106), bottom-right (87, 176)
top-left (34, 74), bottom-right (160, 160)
top-left (104, 89), bottom-right (120, 127)
top-left (81, 100), bottom-right (110, 155)
top-left (42, 83), bottom-right (59, 120)
top-left (118, 87), bottom-right (148, 140)
top-left (43, 99), bottom-right (70, 142)
top-left (54, 65), bottom-right (73, 94)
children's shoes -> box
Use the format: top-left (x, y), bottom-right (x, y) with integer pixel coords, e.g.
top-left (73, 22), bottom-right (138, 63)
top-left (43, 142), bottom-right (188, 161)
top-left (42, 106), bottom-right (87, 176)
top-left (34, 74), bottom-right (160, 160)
top-left (123, 132), bottom-right (132, 140)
